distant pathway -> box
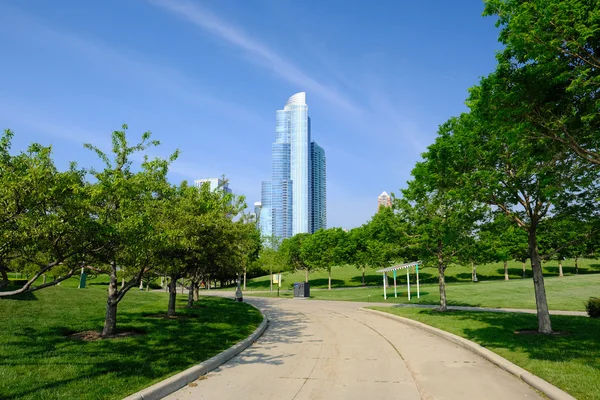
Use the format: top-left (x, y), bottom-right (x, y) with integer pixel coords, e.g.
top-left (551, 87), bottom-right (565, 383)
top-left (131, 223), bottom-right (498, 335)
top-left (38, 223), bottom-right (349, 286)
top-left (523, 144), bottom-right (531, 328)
top-left (166, 295), bottom-right (543, 400)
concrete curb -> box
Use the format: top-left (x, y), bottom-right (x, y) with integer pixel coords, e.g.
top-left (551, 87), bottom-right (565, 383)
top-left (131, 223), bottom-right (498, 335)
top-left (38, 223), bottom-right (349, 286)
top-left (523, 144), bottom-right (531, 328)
top-left (361, 308), bottom-right (576, 400)
top-left (123, 310), bottom-right (268, 400)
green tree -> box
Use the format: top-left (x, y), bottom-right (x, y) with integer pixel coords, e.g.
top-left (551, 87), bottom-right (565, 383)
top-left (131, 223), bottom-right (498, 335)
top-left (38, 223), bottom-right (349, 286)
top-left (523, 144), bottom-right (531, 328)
top-left (300, 228), bottom-right (350, 290)
top-left (442, 92), bottom-right (596, 332)
top-left (347, 225), bottom-right (391, 286)
top-left (0, 130), bottom-right (96, 296)
top-left (484, 0), bottom-right (600, 165)
top-left (85, 125), bottom-right (177, 336)
top-left (279, 233), bottom-right (312, 282)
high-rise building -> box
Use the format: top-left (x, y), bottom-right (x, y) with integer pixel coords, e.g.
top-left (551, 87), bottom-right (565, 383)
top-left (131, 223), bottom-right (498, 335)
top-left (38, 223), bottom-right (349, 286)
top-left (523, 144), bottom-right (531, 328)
top-left (259, 92), bottom-right (326, 241)
top-left (194, 178), bottom-right (232, 194)
top-left (311, 142), bottom-right (326, 232)
top-left (253, 202), bottom-right (262, 229)
top-left (378, 191), bottom-right (392, 209)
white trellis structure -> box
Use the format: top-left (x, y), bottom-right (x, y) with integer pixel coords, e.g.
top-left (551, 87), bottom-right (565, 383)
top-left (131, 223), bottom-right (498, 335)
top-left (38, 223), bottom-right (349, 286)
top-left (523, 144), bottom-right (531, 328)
top-left (377, 261), bottom-right (420, 300)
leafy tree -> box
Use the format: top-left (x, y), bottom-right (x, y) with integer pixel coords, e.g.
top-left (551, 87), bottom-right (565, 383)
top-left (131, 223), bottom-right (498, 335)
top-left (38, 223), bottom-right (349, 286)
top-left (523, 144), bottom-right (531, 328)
top-left (0, 130), bottom-right (96, 296)
top-left (484, 0), bottom-right (600, 165)
top-left (479, 213), bottom-right (528, 281)
top-left (85, 125), bottom-right (177, 336)
top-left (279, 233), bottom-right (312, 282)
top-left (347, 225), bottom-right (391, 286)
top-left (442, 87), bottom-right (597, 332)
top-left (300, 228), bottom-right (350, 290)
top-left (259, 235), bottom-right (283, 292)
top-left (395, 126), bottom-right (487, 311)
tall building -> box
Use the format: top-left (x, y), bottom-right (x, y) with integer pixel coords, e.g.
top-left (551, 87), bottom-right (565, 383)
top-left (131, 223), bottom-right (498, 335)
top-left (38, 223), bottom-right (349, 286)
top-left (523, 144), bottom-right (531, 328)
top-left (259, 92), bottom-right (326, 241)
top-left (311, 142), bottom-right (326, 232)
top-left (378, 191), bottom-right (392, 209)
top-left (253, 202), bottom-right (262, 229)
top-left (194, 178), bottom-right (232, 194)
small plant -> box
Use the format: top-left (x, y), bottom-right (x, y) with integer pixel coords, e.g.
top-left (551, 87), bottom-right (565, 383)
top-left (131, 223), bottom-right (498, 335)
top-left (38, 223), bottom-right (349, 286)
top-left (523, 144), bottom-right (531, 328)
top-left (585, 297), bottom-right (600, 318)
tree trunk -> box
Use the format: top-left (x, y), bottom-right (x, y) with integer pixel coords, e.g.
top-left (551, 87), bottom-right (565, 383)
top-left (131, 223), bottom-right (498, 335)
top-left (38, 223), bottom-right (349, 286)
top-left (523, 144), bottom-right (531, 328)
top-left (270, 267), bottom-right (273, 292)
top-left (187, 280), bottom-right (195, 308)
top-left (193, 282), bottom-right (199, 301)
top-left (167, 276), bottom-right (178, 317)
top-left (0, 267), bottom-right (9, 288)
top-left (362, 266), bottom-right (366, 286)
top-left (328, 268), bottom-right (332, 290)
top-left (121, 277), bottom-right (125, 289)
top-left (558, 261), bottom-right (564, 277)
top-left (528, 227), bottom-right (553, 333)
top-left (102, 262), bottom-right (119, 336)
top-left (438, 241), bottom-right (447, 311)
top-left (504, 260), bottom-right (509, 280)
top-left (43, 274), bottom-right (47, 284)
top-left (471, 262), bottom-right (477, 282)
top-left (180, 279), bottom-right (184, 294)
top-left (305, 269), bottom-right (309, 283)
top-left (522, 260), bottom-right (526, 278)
top-left (243, 267), bottom-right (247, 290)
top-left (575, 256), bottom-right (579, 275)
top-left (146, 280), bottom-right (149, 291)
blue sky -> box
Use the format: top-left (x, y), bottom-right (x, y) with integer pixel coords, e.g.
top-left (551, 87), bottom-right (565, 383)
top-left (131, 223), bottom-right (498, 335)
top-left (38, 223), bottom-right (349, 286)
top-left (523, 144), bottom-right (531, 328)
top-left (0, 0), bottom-right (501, 229)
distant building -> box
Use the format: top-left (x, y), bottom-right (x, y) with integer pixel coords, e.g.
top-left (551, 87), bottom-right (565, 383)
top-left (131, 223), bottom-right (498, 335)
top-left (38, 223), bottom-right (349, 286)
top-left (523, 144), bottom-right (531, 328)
top-left (259, 92), bottom-right (326, 241)
top-left (253, 202), bottom-right (262, 229)
top-left (194, 178), bottom-right (232, 194)
top-left (378, 191), bottom-right (392, 209)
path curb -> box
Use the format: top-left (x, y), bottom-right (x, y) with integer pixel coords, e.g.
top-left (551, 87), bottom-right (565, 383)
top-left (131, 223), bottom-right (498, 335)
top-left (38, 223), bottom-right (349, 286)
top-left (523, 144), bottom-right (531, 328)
top-left (123, 310), bottom-right (268, 400)
top-left (362, 308), bottom-right (575, 400)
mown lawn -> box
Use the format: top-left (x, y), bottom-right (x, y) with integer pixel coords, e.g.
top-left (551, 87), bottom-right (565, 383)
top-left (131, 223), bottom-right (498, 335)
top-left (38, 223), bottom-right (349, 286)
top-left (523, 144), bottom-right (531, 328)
top-left (247, 273), bottom-right (600, 311)
top-left (370, 307), bottom-right (600, 400)
top-left (0, 285), bottom-right (262, 400)
top-left (240, 258), bottom-right (600, 291)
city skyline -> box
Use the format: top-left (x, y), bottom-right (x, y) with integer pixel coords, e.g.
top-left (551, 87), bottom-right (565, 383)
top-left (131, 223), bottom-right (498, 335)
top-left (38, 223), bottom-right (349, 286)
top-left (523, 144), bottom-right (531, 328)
top-left (260, 92), bottom-right (326, 240)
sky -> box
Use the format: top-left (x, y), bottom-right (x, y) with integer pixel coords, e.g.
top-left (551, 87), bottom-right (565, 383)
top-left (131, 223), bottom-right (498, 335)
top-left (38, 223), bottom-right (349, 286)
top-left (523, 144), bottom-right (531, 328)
top-left (0, 0), bottom-right (502, 229)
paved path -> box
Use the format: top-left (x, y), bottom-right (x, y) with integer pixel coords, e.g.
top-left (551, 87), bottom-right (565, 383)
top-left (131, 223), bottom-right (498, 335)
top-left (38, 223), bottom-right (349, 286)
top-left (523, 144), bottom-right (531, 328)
top-left (166, 296), bottom-right (542, 400)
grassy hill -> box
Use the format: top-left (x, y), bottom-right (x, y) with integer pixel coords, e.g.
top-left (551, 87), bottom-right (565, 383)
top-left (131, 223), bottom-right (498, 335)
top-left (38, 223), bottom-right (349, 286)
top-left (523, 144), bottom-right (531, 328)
top-left (242, 258), bottom-right (600, 291)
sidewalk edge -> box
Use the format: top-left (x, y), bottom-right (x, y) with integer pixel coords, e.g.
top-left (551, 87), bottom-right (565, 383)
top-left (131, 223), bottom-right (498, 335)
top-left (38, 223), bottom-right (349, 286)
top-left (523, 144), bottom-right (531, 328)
top-left (361, 308), bottom-right (575, 400)
top-left (123, 309), bottom-right (268, 400)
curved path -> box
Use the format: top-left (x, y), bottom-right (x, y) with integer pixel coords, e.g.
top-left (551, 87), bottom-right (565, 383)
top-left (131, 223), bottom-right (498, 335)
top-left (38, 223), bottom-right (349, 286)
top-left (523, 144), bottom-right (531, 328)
top-left (166, 296), bottom-right (542, 400)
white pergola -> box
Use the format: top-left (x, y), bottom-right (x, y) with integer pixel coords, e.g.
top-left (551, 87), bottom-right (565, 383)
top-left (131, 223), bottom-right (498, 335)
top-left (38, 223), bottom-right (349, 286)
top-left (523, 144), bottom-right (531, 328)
top-left (377, 261), bottom-right (420, 300)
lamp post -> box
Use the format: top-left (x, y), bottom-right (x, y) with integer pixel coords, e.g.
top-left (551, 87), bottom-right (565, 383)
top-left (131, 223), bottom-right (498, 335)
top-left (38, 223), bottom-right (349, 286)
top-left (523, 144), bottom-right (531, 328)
top-left (235, 274), bottom-right (243, 302)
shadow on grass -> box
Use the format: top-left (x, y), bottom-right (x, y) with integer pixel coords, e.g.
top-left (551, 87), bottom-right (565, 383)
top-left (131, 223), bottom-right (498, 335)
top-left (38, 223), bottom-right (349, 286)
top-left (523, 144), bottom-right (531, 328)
top-left (0, 296), bottom-right (268, 400)
top-left (410, 309), bottom-right (600, 369)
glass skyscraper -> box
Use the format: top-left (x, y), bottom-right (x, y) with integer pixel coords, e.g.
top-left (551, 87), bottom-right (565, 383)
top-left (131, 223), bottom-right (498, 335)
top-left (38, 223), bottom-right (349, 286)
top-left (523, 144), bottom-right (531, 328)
top-left (260, 92), bottom-right (326, 241)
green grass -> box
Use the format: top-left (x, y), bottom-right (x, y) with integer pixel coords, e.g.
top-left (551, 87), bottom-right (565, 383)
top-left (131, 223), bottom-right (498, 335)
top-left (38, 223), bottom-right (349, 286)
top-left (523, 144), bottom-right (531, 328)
top-left (247, 273), bottom-right (600, 311)
top-left (370, 307), bottom-right (600, 400)
top-left (0, 284), bottom-right (262, 400)
top-left (240, 258), bottom-right (600, 291)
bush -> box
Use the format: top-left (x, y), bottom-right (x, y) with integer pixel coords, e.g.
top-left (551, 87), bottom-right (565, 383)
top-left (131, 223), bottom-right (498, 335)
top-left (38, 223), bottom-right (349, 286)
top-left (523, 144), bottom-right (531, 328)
top-left (585, 297), bottom-right (600, 318)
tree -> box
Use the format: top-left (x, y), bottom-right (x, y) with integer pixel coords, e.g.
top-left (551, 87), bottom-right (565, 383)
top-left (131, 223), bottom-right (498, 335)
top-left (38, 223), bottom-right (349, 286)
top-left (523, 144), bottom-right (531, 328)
top-left (279, 233), bottom-right (311, 282)
top-left (300, 228), bottom-right (350, 290)
top-left (85, 125), bottom-right (177, 336)
top-left (484, 0), bottom-right (600, 166)
top-left (0, 130), bottom-right (96, 296)
top-left (347, 225), bottom-right (391, 286)
top-left (395, 125), bottom-right (487, 311)
top-left (260, 235), bottom-right (283, 292)
top-left (442, 89), bottom-right (597, 332)
top-left (479, 213), bottom-right (528, 281)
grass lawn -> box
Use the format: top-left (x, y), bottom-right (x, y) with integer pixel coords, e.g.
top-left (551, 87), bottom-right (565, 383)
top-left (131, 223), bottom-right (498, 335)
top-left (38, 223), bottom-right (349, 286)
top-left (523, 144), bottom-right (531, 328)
top-left (0, 283), bottom-right (262, 400)
top-left (240, 258), bottom-right (600, 291)
top-left (247, 273), bottom-right (600, 311)
top-left (370, 307), bottom-right (600, 400)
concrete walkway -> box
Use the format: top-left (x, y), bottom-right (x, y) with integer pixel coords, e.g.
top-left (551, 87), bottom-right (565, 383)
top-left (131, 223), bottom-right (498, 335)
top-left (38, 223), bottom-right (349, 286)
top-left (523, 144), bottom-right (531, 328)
top-left (166, 296), bottom-right (543, 400)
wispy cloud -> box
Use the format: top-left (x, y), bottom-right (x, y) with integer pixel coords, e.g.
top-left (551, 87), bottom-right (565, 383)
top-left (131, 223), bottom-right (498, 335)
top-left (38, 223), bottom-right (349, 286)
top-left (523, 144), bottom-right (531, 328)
top-left (0, 4), bottom-right (266, 127)
top-left (147, 0), bottom-right (363, 114)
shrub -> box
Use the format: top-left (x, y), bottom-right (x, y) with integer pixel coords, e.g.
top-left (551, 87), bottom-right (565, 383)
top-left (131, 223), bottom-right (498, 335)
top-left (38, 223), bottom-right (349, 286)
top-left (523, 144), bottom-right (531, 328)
top-left (585, 297), bottom-right (600, 318)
